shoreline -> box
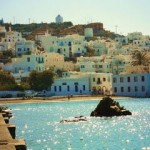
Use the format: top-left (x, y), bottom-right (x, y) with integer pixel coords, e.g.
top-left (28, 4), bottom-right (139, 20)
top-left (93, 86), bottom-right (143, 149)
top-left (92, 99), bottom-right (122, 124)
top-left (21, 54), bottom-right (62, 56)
top-left (0, 95), bottom-right (133, 104)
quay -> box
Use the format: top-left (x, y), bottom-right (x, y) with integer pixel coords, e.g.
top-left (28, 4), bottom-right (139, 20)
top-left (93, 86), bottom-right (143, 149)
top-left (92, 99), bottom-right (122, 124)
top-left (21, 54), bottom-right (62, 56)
top-left (0, 108), bottom-right (26, 150)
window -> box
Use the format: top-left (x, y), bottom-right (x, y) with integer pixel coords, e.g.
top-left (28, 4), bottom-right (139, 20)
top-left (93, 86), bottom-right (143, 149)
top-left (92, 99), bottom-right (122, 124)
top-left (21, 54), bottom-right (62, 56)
top-left (93, 78), bottom-right (95, 82)
top-left (127, 77), bottom-right (130, 82)
top-left (135, 86), bottom-right (138, 92)
top-left (81, 65), bottom-right (85, 68)
top-left (120, 77), bottom-right (124, 82)
top-left (54, 86), bottom-right (57, 92)
top-left (62, 82), bottom-right (67, 85)
top-left (113, 78), bottom-right (117, 83)
top-left (141, 76), bottom-right (145, 82)
top-left (83, 85), bottom-right (85, 91)
top-left (134, 76), bottom-right (138, 82)
top-left (121, 87), bottom-right (124, 92)
top-left (59, 86), bottom-right (61, 92)
top-left (18, 48), bottom-right (21, 51)
top-left (114, 87), bottom-right (117, 93)
top-left (142, 86), bottom-right (145, 92)
top-left (97, 78), bottom-right (101, 84)
top-left (67, 86), bottom-right (70, 91)
top-left (28, 67), bottom-right (30, 71)
top-left (99, 65), bottom-right (103, 68)
top-left (27, 57), bottom-right (30, 62)
top-left (103, 78), bottom-right (106, 81)
top-left (128, 87), bottom-right (131, 92)
top-left (75, 85), bottom-right (78, 92)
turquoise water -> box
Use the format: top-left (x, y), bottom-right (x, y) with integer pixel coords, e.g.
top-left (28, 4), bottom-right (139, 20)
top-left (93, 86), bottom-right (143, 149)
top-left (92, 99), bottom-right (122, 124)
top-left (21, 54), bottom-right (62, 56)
top-left (6, 98), bottom-right (150, 150)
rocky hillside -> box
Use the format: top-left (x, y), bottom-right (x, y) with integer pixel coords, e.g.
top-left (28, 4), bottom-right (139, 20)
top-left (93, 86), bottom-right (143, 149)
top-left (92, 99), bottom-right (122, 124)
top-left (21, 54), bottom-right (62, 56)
top-left (2, 22), bottom-right (116, 41)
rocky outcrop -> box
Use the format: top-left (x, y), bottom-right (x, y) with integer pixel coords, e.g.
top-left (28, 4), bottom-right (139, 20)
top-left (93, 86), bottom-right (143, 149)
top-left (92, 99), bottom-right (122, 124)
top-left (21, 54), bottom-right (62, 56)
top-left (90, 96), bottom-right (132, 117)
top-left (60, 116), bottom-right (87, 123)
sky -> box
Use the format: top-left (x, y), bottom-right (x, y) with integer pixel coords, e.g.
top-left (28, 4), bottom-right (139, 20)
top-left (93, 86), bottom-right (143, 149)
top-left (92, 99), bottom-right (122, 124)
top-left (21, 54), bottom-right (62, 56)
top-left (1, 0), bottom-right (150, 35)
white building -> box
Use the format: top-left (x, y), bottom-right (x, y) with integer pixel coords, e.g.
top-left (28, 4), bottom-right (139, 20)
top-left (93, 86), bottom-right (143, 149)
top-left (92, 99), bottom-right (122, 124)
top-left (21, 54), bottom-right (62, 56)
top-left (132, 39), bottom-right (150, 48)
top-left (89, 73), bottom-right (113, 95)
top-left (37, 33), bottom-right (86, 58)
top-left (15, 40), bottom-right (35, 56)
top-left (48, 76), bottom-right (90, 96)
top-left (3, 54), bottom-right (45, 73)
top-left (112, 73), bottom-right (150, 97)
top-left (55, 15), bottom-right (63, 23)
top-left (0, 25), bottom-right (6, 33)
top-left (43, 52), bottom-right (75, 71)
top-left (1, 27), bottom-right (24, 50)
top-left (77, 55), bottom-right (129, 74)
top-left (84, 28), bottom-right (93, 38)
top-left (127, 32), bottom-right (143, 41)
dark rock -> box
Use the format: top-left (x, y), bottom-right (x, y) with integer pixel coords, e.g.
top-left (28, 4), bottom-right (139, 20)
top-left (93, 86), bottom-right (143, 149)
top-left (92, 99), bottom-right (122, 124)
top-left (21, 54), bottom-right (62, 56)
top-left (90, 96), bottom-right (132, 117)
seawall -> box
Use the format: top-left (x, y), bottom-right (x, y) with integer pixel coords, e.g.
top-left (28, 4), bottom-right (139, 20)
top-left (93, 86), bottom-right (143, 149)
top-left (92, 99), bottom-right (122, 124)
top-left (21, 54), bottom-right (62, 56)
top-left (0, 107), bottom-right (27, 150)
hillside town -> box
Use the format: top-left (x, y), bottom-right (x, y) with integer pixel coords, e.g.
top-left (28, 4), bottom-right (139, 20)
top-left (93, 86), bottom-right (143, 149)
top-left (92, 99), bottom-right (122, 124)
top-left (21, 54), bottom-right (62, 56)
top-left (0, 15), bottom-right (150, 98)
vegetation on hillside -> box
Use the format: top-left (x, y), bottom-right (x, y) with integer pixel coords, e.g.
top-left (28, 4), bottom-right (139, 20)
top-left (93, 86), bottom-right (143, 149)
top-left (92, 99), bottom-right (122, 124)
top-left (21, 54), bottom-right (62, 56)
top-left (0, 70), bottom-right (18, 91)
top-left (131, 51), bottom-right (149, 66)
top-left (28, 70), bottom-right (55, 91)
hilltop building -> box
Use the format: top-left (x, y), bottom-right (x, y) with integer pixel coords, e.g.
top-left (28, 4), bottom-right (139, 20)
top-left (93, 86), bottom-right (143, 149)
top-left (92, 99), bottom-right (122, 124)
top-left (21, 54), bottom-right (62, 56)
top-left (55, 15), bottom-right (63, 23)
top-left (0, 18), bottom-right (4, 25)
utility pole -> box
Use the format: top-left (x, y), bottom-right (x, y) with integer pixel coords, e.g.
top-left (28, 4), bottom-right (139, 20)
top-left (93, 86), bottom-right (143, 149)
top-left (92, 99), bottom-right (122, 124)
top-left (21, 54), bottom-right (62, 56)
top-left (13, 16), bottom-right (15, 24)
top-left (115, 25), bottom-right (118, 34)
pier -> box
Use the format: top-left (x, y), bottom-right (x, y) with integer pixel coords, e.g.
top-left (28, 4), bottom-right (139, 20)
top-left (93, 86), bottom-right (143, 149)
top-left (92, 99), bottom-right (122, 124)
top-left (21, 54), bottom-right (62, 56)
top-left (0, 108), bottom-right (26, 150)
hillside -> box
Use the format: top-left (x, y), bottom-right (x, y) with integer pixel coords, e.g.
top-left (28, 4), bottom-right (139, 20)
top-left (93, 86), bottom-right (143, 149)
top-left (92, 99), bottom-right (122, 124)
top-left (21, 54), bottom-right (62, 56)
top-left (2, 22), bottom-right (116, 40)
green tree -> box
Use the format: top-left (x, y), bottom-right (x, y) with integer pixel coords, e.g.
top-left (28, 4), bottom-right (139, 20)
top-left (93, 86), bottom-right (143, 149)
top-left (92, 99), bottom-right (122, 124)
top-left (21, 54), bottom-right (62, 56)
top-left (28, 70), bottom-right (55, 91)
top-left (0, 70), bottom-right (18, 90)
top-left (3, 50), bottom-right (14, 58)
top-left (85, 46), bottom-right (95, 57)
top-left (131, 51), bottom-right (149, 66)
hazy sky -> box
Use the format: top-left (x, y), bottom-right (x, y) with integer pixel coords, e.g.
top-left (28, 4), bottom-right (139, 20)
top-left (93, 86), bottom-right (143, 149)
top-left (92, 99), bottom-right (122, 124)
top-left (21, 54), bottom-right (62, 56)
top-left (1, 0), bottom-right (150, 35)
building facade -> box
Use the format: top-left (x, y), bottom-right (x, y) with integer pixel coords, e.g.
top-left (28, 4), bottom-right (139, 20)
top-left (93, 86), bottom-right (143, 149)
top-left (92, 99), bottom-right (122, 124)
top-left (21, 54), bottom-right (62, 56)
top-left (112, 73), bottom-right (150, 97)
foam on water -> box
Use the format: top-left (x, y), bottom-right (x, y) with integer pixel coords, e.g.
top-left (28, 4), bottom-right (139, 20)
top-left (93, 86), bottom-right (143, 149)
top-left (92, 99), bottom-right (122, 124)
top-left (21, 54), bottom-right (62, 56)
top-left (7, 98), bottom-right (150, 150)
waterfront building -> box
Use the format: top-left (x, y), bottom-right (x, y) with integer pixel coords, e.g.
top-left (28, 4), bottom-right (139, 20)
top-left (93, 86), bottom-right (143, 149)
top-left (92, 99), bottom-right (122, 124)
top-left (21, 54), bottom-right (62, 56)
top-left (112, 73), bottom-right (150, 97)
top-left (89, 72), bottom-right (113, 95)
top-left (49, 75), bottom-right (90, 96)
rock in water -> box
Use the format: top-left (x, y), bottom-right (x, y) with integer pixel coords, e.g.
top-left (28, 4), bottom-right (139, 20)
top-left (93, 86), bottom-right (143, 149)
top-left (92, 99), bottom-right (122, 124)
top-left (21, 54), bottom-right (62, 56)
top-left (90, 96), bottom-right (132, 117)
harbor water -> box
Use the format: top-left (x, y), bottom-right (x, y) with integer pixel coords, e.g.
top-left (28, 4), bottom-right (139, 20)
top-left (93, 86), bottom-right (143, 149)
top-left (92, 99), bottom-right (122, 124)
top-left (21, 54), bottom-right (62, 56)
top-left (6, 98), bottom-right (150, 150)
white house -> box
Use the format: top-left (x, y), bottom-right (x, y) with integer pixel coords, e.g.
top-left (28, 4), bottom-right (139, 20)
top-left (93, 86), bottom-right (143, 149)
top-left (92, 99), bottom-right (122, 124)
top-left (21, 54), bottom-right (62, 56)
top-left (15, 40), bottom-right (35, 56)
top-left (127, 32), bottom-right (143, 41)
top-left (3, 54), bottom-right (45, 73)
top-left (1, 27), bottom-right (24, 50)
